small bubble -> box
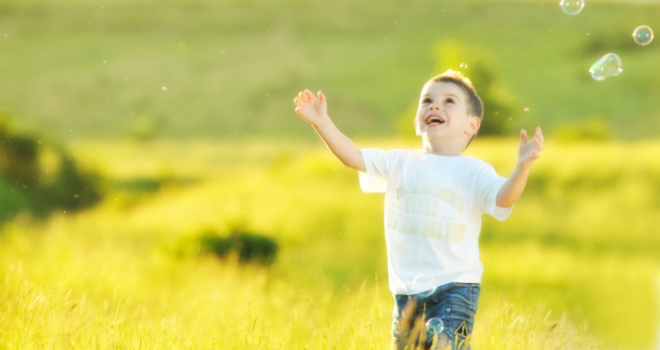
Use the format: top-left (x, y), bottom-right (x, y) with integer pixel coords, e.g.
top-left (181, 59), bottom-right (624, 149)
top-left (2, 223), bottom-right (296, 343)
top-left (412, 274), bottom-right (436, 298)
top-left (632, 25), bottom-right (654, 46)
top-left (426, 318), bottom-right (445, 338)
top-left (162, 86), bottom-right (168, 91)
top-left (103, 60), bottom-right (106, 63)
top-left (560, 0), bottom-right (584, 15)
top-left (524, 107), bottom-right (529, 112)
top-left (459, 63), bottom-right (468, 69)
top-left (589, 53), bottom-right (623, 81)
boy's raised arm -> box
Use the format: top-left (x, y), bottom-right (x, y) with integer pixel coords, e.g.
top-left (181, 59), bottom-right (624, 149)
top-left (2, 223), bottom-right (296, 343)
top-left (496, 127), bottom-right (544, 208)
top-left (294, 89), bottom-right (366, 172)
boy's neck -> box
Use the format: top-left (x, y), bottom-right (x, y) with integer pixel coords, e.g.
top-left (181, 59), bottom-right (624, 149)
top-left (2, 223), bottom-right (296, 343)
top-left (421, 137), bottom-right (466, 156)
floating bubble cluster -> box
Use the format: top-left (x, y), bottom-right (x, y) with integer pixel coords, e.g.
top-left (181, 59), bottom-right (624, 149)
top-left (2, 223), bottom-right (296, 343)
top-left (426, 318), bottom-right (445, 338)
top-left (459, 63), bottom-right (468, 69)
top-left (633, 25), bottom-right (654, 46)
top-left (412, 274), bottom-right (437, 298)
top-left (589, 53), bottom-right (623, 81)
top-left (559, 0), bottom-right (584, 15)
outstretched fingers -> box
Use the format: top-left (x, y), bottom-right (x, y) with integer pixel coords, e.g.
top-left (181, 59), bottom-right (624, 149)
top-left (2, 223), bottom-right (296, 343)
top-left (295, 90), bottom-right (313, 106)
top-left (520, 129), bottom-right (528, 145)
top-left (534, 127), bottom-right (544, 151)
top-left (304, 89), bottom-right (319, 103)
top-left (535, 126), bottom-right (543, 138)
top-left (534, 137), bottom-right (543, 151)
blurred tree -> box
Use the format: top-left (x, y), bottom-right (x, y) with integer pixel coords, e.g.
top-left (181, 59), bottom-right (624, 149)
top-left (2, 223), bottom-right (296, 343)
top-left (0, 116), bottom-right (39, 189)
top-left (0, 114), bottom-right (101, 222)
top-left (38, 151), bottom-right (102, 211)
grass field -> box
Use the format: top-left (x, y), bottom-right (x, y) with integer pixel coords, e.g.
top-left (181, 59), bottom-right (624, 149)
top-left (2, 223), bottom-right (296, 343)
top-left (1, 137), bottom-right (659, 349)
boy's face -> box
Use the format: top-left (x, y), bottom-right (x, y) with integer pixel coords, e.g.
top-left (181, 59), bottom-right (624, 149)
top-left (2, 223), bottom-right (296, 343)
top-left (414, 81), bottom-right (480, 142)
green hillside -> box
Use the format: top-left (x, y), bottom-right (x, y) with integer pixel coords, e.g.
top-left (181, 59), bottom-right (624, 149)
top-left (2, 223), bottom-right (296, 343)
top-left (0, 0), bottom-right (658, 141)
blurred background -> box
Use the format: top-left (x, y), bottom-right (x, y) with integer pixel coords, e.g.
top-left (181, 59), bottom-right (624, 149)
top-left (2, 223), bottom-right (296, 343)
top-left (0, 0), bottom-right (659, 349)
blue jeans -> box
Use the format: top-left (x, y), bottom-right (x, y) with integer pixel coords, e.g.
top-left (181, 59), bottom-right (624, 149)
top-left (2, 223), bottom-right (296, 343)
top-left (392, 282), bottom-right (481, 350)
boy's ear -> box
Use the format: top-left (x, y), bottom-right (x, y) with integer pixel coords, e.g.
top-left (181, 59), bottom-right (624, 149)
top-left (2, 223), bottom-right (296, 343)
top-left (465, 116), bottom-right (481, 136)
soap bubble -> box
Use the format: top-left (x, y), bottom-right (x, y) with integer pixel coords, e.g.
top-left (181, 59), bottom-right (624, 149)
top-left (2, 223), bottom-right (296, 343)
top-left (633, 26), bottom-right (654, 46)
top-left (589, 53), bottom-right (622, 81)
top-left (426, 318), bottom-right (445, 338)
top-left (412, 274), bottom-right (436, 298)
top-left (523, 107), bottom-right (529, 112)
top-left (559, 0), bottom-right (584, 15)
top-left (459, 63), bottom-right (468, 69)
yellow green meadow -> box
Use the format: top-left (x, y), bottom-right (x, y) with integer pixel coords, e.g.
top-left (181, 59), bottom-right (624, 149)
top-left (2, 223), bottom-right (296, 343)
top-left (1, 138), bottom-right (658, 349)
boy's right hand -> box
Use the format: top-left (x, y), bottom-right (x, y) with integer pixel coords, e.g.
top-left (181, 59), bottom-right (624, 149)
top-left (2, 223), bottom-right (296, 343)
top-left (294, 89), bottom-right (329, 128)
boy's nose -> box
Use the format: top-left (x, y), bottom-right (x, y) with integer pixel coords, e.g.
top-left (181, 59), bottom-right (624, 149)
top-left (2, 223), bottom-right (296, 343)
top-left (429, 104), bottom-right (441, 110)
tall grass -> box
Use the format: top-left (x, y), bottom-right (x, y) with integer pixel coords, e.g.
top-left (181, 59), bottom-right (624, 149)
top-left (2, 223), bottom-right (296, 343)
top-left (0, 137), bottom-right (658, 349)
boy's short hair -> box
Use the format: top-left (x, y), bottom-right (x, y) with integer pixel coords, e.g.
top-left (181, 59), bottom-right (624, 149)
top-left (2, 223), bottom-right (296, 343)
top-left (428, 69), bottom-right (483, 120)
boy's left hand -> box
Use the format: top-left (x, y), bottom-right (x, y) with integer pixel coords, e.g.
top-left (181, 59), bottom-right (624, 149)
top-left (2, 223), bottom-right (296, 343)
top-left (518, 126), bottom-right (544, 170)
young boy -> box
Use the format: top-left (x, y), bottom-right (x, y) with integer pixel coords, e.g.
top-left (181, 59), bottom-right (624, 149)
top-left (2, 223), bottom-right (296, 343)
top-left (293, 69), bottom-right (543, 350)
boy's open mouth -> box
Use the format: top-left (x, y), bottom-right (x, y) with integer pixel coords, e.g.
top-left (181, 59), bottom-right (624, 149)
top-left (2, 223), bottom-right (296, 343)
top-left (425, 114), bottom-right (445, 126)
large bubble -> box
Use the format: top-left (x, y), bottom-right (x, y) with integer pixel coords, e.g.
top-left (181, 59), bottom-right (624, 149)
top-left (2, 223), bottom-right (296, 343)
top-left (589, 53), bottom-right (622, 81)
top-left (426, 318), bottom-right (445, 339)
top-left (559, 0), bottom-right (584, 15)
top-left (411, 274), bottom-right (437, 298)
top-left (633, 25), bottom-right (654, 46)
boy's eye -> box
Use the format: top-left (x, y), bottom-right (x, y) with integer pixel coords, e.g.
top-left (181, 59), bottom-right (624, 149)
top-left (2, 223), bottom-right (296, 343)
top-left (422, 98), bottom-right (432, 104)
top-left (445, 98), bottom-right (454, 104)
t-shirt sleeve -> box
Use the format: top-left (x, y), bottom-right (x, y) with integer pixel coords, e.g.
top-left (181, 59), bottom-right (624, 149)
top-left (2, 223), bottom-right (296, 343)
top-left (476, 163), bottom-right (513, 220)
top-left (358, 148), bottom-right (400, 193)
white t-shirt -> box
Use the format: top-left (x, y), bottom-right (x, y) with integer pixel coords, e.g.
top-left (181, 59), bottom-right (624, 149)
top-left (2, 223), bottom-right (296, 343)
top-left (359, 148), bottom-right (513, 295)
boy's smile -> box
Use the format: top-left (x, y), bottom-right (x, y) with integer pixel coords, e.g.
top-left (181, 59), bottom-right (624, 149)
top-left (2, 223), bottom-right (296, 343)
top-left (415, 82), bottom-right (469, 136)
top-left (425, 113), bottom-right (445, 126)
